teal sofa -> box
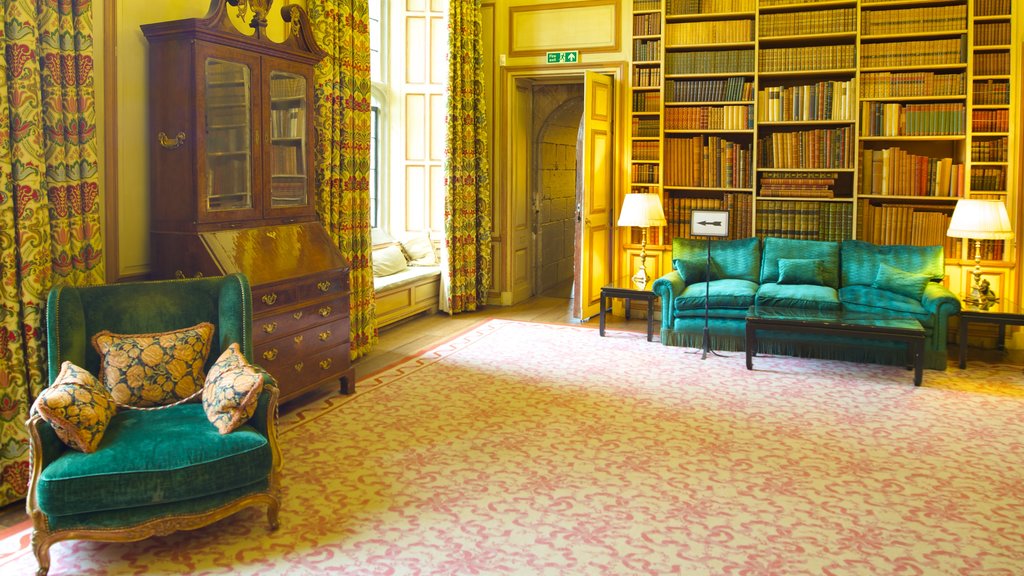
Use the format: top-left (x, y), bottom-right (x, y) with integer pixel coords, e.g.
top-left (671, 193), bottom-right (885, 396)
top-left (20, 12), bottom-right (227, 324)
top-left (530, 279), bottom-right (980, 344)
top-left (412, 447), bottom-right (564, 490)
top-left (652, 237), bottom-right (961, 370)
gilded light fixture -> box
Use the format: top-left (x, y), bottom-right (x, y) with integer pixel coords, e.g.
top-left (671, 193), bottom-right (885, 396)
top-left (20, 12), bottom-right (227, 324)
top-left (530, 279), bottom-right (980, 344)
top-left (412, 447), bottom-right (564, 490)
top-left (946, 199), bottom-right (1014, 307)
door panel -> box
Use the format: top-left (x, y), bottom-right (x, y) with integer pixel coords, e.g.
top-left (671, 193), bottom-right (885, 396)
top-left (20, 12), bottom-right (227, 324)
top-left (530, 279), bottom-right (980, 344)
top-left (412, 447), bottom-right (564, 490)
top-left (578, 71), bottom-right (614, 320)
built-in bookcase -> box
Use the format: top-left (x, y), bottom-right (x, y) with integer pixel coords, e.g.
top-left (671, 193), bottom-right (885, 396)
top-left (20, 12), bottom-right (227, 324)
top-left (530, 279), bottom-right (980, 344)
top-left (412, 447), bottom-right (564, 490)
top-left (626, 0), bottom-right (1018, 292)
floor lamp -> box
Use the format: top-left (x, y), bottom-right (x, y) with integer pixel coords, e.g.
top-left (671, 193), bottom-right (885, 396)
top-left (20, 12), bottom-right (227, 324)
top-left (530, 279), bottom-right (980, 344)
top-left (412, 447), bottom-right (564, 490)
top-left (946, 199), bottom-right (1014, 309)
top-left (617, 193), bottom-right (667, 289)
top-left (691, 209), bottom-right (730, 360)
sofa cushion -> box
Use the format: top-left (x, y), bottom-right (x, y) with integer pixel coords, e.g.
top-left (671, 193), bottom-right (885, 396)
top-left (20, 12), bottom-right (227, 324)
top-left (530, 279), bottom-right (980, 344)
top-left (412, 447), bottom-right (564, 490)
top-left (872, 263), bottom-right (931, 300)
top-left (673, 255), bottom-right (722, 284)
top-left (778, 258), bottom-right (826, 286)
top-left (92, 322), bottom-right (215, 408)
top-left (33, 362), bottom-right (117, 453)
top-left (203, 343), bottom-right (265, 434)
top-left (755, 282), bottom-right (841, 311)
top-left (36, 403), bottom-right (271, 517)
top-left (841, 240), bottom-right (945, 287)
top-left (760, 237), bottom-right (839, 288)
top-left (674, 279), bottom-right (758, 311)
top-left (400, 233), bottom-right (438, 266)
top-left (672, 236), bottom-right (761, 282)
top-left (372, 244), bottom-right (409, 277)
top-left (840, 285), bottom-right (929, 317)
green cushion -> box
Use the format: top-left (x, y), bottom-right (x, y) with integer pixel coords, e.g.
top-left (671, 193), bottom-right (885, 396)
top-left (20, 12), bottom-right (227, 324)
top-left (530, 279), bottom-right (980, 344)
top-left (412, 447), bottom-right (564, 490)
top-left (672, 237), bottom-right (761, 283)
top-left (841, 240), bottom-right (944, 287)
top-left (755, 283), bottom-right (841, 311)
top-left (839, 285), bottom-right (929, 319)
top-left (36, 403), bottom-right (271, 517)
top-left (674, 278), bottom-right (758, 311)
top-left (760, 237), bottom-right (839, 288)
top-left (673, 256), bottom-right (722, 284)
top-left (872, 263), bottom-right (931, 300)
top-left (778, 258), bottom-right (826, 286)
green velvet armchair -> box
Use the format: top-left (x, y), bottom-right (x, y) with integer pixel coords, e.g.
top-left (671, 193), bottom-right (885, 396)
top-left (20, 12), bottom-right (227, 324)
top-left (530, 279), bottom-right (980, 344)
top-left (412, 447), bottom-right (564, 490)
top-left (27, 274), bottom-right (281, 576)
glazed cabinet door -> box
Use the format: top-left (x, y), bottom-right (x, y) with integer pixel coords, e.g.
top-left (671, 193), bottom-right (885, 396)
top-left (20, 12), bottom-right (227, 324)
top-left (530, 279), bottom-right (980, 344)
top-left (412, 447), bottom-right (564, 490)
top-left (261, 57), bottom-right (316, 221)
top-left (195, 42), bottom-right (264, 225)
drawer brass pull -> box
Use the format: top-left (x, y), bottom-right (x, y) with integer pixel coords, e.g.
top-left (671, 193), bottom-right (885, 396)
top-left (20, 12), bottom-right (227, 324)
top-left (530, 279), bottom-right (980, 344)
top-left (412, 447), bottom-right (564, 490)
top-left (294, 361), bottom-right (304, 372)
top-left (294, 335), bottom-right (304, 345)
top-left (293, 311), bottom-right (303, 320)
top-left (317, 280), bottom-right (332, 292)
top-left (158, 130), bottom-right (186, 150)
top-left (319, 358), bottom-right (332, 370)
top-left (318, 330), bottom-right (331, 341)
top-left (262, 349), bottom-right (278, 361)
top-left (261, 293), bottom-right (278, 306)
top-left (262, 322), bottom-right (278, 334)
top-left (318, 306), bottom-right (332, 317)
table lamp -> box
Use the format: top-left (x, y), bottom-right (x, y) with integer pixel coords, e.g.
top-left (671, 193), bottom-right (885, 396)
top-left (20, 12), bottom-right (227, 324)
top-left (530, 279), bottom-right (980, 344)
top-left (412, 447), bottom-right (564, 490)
top-left (617, 192), bottom-right (667, 289)
top-left (946, 199), bottom-right (1014, 305)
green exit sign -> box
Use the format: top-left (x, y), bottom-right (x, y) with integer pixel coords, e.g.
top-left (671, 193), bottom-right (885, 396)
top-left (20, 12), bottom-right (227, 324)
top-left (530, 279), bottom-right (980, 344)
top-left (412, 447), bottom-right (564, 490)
top-left (546, 50), bottom-right (579, 64)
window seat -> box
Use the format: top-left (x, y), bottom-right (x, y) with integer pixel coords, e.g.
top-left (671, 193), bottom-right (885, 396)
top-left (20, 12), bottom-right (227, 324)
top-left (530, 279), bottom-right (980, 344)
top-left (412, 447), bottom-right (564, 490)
top-left (374, 266), bottom-right (441, 328)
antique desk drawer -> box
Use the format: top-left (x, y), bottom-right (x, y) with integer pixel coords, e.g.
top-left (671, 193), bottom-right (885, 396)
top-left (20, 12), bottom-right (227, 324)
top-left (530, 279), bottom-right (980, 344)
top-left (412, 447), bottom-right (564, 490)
top-left (261, 344), bottom-right (350, 399)
top-left (255, 317), bottom-right (349, 364)
top-left (255, 295), bottom-right (350, 340)
top-left (252, 272), bottom-right (348, 315)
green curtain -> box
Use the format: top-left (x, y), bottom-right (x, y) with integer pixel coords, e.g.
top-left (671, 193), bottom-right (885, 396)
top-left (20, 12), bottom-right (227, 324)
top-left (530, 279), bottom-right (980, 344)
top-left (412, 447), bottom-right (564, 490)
top-left (444, 0), bottom-right (492, 313)
top-left (307, 0), bottom-right (377, 359)
top-left (0, 0), bottom-right (102, 506)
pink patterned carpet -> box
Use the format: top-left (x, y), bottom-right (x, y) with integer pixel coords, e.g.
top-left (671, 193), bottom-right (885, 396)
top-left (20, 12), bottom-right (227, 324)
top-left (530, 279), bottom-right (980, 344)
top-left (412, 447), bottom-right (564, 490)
top-left (2, 319), bottom-right (1023, 575)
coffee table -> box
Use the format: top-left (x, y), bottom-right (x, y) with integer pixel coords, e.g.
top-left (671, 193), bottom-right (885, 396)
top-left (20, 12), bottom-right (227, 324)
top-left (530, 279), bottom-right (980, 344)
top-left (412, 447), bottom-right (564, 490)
top-left (600, 277), bottom-right (659, 342)
top-left (958, 298), bottom-right (1024, 369)
top-left (745, 306), bottom-right (926, 386)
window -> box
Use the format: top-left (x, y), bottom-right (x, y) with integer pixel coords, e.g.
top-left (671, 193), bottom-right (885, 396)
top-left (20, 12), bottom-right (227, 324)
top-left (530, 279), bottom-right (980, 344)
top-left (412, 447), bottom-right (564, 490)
top-left (369, 101), bottom-right (380, 229)
top-left (368, 0), bottom-right (384, 231)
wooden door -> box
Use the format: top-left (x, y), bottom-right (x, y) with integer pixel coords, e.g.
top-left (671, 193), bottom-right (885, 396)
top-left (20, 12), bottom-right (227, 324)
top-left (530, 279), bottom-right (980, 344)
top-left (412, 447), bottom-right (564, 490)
top-left (576, 71), bottom-right (614, 320)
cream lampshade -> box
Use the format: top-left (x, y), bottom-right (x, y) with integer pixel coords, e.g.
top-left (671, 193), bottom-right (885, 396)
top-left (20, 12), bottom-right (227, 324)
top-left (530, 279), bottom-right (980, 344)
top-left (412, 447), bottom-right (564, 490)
top-left (617, 193), bottom-right (667, 289)
top-left (946, 199), bottom-right (1014, 304)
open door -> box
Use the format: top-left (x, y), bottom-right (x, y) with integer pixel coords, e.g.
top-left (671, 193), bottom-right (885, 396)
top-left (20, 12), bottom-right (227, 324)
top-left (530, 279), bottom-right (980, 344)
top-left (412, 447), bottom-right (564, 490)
top-left (574, 71), bottom-right (615, 320)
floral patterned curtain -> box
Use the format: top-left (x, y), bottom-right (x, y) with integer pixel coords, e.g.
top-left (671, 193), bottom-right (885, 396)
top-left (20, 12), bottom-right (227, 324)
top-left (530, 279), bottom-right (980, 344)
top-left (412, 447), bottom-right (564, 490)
top-left (0, 0), bottom-right (102, 506)
top-left (307, 0), bottom-right (377, 358)
top-left (444, 0), bottom-right (491, 313)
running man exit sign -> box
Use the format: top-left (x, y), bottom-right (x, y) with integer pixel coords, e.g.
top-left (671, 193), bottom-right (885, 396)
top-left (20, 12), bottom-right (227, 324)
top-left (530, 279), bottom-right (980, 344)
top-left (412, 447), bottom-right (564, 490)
top-left (546, 50), bottom-right (579, 64)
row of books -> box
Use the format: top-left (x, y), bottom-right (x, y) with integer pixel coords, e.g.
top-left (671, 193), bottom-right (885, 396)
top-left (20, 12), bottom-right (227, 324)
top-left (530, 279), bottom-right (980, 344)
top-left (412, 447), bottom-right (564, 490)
top-left (665, 20), bottom-right (753, 46)
top-left (632, 164), bottom-right (659, 184)
top-left (859, 148), bottom-right (964, 197)
top-left (633, 0), bottom-right (661, 10)
top-left (759, 45), bottom-right (855, 73)
top-left (974, 0), bottom-right (1012, 17)
top-left (860, 102), bottom-right (966, 137)
top-left (632, 92), bottom-right (661, 113)
top-left (270, 146), bottom-right (303, 176)
top-left (632, 117), bottom-right (661, 138)
top-left (758, 0), bottom-right (831, 7)
top-left (857, 201), bottom-right (959, 257)
top-left (757, 127), bottom-right (856, 169)
top-left (860, 37), bottom-right (966, 68)
top-left (757, 80), bottom-right (854, 122)
top-left (632, 13), bottom-right (661, 36)
top-left (665, 105), bottom-right (753, 130)
top-left (667, 50), bottom-right (754, 75)
top-left (975, 22), bottom-right (1011, 46)
top-left (270, 108), bottom-right (303, 139)
top-left (859, 72), bottom-right (964, 99)
top-left (666, 77), bottom-right (753, 103)
top-left (970, 166), bottom-right (1006, 192)
top-left (633, 39), bottom-right (662, 62)
top-left (861, 5), bottom-right (965, 36)
top-left (755, 200), bottom-right (853, 242)
top-left (758, 8), bottom-right (855, 37)
top-left (666, 0), bottom-right (753, 16)
top-left (633, 67), bottom-right (662, 88)
top-left (974, 52), bottom-right (1009, 76)
top-left (632, 141), bottom-right (660, 161)
top-left (664, 136), bottom-right (753, 189)
top-left (972, 109), bottom-right (1009, 132)
top-left (973, 80), bottom-right (1010, 105)
top-left (971, 137), bottom-right (1007, 162)
top-left (661, 193), bottom-right (753, 242)
top-left (758, 171), bottom-right (842, 199)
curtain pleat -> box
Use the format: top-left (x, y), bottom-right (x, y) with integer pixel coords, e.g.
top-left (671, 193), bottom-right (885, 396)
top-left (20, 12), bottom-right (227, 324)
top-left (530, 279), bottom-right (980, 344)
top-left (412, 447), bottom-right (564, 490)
top-left (444, 0), bottom-right (492, 314)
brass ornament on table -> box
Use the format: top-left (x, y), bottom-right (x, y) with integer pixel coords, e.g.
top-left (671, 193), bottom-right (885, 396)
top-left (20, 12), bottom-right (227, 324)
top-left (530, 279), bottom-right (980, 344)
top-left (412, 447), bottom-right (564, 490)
top-left (228, 0), bottom-right (274, 31)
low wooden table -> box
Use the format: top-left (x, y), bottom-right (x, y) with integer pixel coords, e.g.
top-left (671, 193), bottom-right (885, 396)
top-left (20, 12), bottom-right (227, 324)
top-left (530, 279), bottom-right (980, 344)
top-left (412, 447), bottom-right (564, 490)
top-left (745, 306), bottom-right (926, 386)
top-left (600, 277), bottom-right (659, 342)
top-left (958, 298), bottom-right (1023, 369)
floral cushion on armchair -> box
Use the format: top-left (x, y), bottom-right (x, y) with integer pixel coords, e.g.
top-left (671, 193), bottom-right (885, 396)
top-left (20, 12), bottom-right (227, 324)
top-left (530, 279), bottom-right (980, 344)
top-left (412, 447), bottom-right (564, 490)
top-left (32, 361), bottom-right (117, 453)
top-left (203, 343), bottom-right (265, 434)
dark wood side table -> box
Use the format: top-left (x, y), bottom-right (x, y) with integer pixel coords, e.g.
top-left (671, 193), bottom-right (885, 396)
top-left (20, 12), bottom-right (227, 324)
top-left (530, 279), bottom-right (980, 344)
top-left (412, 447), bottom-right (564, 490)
top-left (958, 299), bottom-right (1023, 369)
top-left (600, 278), bottom-right (659, 342)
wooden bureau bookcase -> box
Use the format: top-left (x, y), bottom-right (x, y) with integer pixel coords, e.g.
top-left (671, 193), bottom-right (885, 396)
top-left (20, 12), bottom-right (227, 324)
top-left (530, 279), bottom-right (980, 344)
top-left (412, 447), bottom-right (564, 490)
top-left (142, 0), bottom-right (355, 401)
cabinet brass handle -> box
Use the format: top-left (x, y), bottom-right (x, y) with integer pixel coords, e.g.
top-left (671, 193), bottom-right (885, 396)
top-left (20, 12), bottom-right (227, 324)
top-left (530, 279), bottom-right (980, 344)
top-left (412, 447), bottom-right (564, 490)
top-left (262, 322), bottom-right (278, 334)
top-left (318, 330), bottom-right (331, 341)
top-left (262, 293), bottom-right (278, 306)
top-left (174, 270), bottom-right (204, 279)
top-left (158, 131), bottom-right (186, 150)
top-left (262, 348), bottom-right (278, 361)
top-left (293, 311), bottom-right (303, 320)
top-left (317, 281), bottom-right (331, 292)
top-left (294, 335), bottom-right (304, 345)
top-left (294, 361), bottom-right (304, 372)
top-left (318, 306), bottom-right (332, 317)
top-left (319, 358), bottom-right (332, 370)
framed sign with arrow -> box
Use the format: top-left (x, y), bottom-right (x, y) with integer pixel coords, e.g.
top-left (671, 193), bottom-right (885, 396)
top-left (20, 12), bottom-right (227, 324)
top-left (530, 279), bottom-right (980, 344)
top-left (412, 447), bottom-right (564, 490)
top-left (691, 210), bottom-right (729, 237)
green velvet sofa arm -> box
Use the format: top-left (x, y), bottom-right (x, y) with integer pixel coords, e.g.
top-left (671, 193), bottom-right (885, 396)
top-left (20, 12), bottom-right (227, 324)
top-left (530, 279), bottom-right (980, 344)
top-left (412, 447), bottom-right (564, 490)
top-left (249, 366), bottom-right (281, 471)
top-left (652, 270), bottom-right (686, 329)
top-left (921, 282), bottom-right (961, 318)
